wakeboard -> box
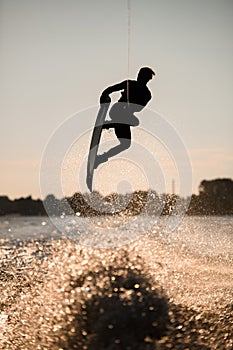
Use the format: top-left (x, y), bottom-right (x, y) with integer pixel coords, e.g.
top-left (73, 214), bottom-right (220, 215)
top-left (86, 103), bottom-right (110, 191)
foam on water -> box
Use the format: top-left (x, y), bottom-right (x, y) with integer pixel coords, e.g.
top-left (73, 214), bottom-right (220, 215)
top-left (0, 215), bottom-right (232, 349)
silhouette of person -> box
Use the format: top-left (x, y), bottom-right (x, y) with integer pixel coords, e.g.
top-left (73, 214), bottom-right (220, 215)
top-left (95, 67), bottom-right (155, 168)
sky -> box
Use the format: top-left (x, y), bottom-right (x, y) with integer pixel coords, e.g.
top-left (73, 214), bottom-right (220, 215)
top-left (0, 0), bottom-right (233, 199)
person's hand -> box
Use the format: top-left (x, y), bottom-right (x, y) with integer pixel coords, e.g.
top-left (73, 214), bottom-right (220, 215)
top-left (100, 93), bottom-right (111, 104)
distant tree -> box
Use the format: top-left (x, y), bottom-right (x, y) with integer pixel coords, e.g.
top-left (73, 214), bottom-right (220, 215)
top-left (0, 196), bottom-right (12, 215)
top-left (199, 179), bottom-right (233, 215)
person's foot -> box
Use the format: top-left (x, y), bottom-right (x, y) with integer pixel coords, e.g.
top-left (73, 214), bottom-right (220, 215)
top-left (94, 153), bottom-right (108, 169)
top-left (102, 122), bottom-right (111, 129)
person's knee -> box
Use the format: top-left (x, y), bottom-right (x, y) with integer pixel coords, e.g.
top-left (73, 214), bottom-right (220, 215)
top-left (120, 138), bottom-right (131, 150)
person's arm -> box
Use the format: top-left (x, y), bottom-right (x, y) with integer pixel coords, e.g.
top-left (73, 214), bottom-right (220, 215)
top-left (100, 80), bottom-right (127, 104)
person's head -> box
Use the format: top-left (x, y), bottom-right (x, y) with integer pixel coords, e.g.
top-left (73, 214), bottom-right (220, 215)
top-left (137, 67), bottom-right (155, 84)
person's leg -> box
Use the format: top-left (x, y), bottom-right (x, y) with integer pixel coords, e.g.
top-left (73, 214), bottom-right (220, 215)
top-left (94, 103), bottom-right (137, 168)
top-left (106, 124), bottom-right (131, 157)
top-left (94, 124), bottom-right (131, 168)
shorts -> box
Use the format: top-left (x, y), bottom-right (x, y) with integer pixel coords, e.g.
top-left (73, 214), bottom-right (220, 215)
top-left (102, 122), bottom-right (131, 140)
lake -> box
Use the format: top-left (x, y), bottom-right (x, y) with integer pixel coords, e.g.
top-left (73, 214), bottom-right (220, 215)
top-left (0, 215), bottom-right (232, 349)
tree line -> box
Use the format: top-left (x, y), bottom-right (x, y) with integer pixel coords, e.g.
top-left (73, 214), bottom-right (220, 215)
top-left (0, 178), bottom-right (232, 216)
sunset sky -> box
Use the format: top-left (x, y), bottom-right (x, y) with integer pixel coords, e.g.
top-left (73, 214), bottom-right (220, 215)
top-left (1, 0), bottom-right (233, 198)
